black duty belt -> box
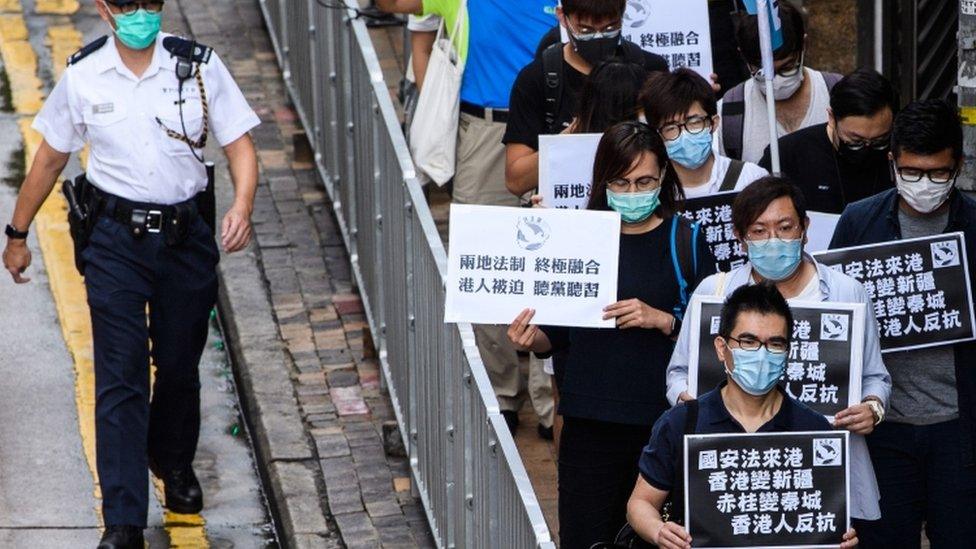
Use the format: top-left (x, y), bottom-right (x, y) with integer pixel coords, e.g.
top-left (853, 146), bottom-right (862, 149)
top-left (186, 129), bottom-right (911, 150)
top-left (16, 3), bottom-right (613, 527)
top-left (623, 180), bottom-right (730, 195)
top-left (93, 186), bottom-right (201, 244)
top-left (460, 101), bottom-right (510, 123)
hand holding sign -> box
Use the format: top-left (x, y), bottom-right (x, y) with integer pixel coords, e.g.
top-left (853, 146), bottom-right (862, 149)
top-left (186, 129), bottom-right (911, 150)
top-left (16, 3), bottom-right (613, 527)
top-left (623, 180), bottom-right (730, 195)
top-left (654, 522), bottom-right (692, 549)
top-left (603, 298), bottom-right (671, 331)
top-left (832, 403), bottom-right (876, 435)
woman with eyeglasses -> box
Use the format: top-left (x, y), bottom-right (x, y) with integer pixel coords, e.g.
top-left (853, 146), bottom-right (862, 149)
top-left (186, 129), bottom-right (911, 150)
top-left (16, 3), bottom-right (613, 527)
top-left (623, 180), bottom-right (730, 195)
top-left (507, 121), bottom-right (715, 549)
top-left (639, 69), bottom-right (768, 200)
top-left (666, 176), bottom-right (892, 531)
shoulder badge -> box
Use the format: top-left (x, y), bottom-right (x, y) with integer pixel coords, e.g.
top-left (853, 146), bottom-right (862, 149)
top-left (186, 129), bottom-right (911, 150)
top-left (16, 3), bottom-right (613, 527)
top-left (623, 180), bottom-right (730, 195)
top-left (162, 36), bottom-right (213, 65)
top-left (66, 35), bottom-right (109, 67)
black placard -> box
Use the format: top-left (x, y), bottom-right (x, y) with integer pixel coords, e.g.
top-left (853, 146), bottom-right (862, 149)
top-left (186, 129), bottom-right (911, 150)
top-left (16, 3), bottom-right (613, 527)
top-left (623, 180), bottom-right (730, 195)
top-left (684, 431), bottom-right (850, 548)
top-left (680, 192), bottom-right (745, 273)
top-left (689, 298), bottom-right (863, 418)
top-left (813, 233), bottom-right (975, 352)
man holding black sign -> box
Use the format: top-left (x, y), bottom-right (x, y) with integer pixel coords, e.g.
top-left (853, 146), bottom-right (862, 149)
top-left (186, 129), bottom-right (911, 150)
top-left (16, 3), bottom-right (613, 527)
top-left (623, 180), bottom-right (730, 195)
top-left (829, 100), bottom-right (976, 546)
top-left (627, 283), bottom-right (858, 548)
top-left (665, 177), bottom-right (891, 525)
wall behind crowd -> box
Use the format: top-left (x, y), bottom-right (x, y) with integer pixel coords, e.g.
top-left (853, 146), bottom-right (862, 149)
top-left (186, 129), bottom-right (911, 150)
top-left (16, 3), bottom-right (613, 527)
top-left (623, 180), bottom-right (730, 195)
top-left (802, 0), bottom-right (858, 75)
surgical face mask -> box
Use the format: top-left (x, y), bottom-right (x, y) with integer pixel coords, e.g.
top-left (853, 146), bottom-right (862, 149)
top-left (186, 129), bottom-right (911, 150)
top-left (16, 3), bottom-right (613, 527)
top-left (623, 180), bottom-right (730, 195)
top-left (747, 237), bottom-right (803, 281)
top-left (726, 347), bottom-right (787, 396)
top-left (665, 129), bottom-right (713, 169)
top-left (754, 54), bottom-right (805, 101)
top-left (896, 173), bottom-right (954, 214)
top-left (606, 188), bottom-right (661, 224)
top-left (112, 8), bottom-right (161, 50)
top-left (567, 22), bottom-right (621, 66)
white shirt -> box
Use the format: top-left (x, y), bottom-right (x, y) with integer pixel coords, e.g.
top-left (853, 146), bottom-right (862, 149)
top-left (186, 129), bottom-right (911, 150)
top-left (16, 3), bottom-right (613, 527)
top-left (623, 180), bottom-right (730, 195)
top-left (715, 68), bottom-right (831, 164)
top-left (680, 154), bottom-right (769, 200)
top-left (33, 33), bottom-right (260, 205)
top-left (789, 269), bottom-right (822, 303)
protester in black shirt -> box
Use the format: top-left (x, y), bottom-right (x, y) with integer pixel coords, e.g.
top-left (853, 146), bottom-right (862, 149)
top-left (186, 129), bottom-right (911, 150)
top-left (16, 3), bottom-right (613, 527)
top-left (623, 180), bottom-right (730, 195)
top-left (759, 69), bottom-right (896, 214)
top-left (503, 0), bottom-right (668, 197)
top-left (508, 122), bottom-right (715, 549)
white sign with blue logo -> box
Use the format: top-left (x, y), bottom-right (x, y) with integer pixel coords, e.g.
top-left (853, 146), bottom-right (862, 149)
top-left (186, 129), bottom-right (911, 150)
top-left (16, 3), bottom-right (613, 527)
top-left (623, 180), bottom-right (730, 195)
top-left (621, 0), bottom-right (714, 79)
top-left (444, 204), bottom-right (620, 328)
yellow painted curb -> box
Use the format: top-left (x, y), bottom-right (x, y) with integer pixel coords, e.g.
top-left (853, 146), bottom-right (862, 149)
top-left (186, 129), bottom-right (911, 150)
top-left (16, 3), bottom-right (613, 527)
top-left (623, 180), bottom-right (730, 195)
top-left (35, 0), bottom-right (79, 15)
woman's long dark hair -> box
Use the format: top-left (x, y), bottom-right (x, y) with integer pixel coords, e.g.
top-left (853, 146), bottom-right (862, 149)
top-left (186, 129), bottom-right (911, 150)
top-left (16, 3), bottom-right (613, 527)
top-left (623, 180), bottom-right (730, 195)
top-left (586, 121), bottom-right (685, 216)
top-left (574, 59), bottom-right (649, 134)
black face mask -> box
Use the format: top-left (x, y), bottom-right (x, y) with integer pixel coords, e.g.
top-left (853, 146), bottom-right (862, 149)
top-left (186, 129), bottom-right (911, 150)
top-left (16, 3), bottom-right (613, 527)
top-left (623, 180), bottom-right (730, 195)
top-left (569, 31), bottom-right (622, 66)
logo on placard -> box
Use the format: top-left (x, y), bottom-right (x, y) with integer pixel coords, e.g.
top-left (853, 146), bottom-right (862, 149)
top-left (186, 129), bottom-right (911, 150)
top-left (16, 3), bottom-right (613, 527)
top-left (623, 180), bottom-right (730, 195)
top-left (813, 438), bottom-right (842, 467)
top-left (931, 240), bottom-right (960, 268)
top-left (624, 0), bottom-right (652, 28)
top-left (516, 216), bottom-right (551, 251)
top-left (709, 316), bottom-right (721, 335)
top-left (820, 313), bottom-right (849, 341)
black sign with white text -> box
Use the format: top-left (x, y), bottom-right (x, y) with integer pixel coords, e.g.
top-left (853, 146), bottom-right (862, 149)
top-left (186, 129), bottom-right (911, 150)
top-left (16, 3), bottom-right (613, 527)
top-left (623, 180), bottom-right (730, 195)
top-left (689, 298), bottom-right (864, 418)
top-left (813, 233), bottom-right (975, 352)
top-left (684, 431), bottom-right (850, 548)
top-left (680, 192), bottom-right (745, 273)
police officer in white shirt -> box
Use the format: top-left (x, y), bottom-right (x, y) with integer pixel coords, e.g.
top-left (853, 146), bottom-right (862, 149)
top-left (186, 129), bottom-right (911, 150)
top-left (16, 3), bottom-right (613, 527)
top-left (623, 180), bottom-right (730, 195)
top-left (1, 2), bottom-right (259, 547)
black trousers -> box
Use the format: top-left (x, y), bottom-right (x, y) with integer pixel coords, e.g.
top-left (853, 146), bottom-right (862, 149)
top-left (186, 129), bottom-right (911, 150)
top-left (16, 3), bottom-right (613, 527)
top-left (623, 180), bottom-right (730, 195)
top-left (558, 416), bottom-right (653, 549)
top-left (856, 420), bottom-right (976, 548)
top-left (82, 213), bottom-right (218, 527)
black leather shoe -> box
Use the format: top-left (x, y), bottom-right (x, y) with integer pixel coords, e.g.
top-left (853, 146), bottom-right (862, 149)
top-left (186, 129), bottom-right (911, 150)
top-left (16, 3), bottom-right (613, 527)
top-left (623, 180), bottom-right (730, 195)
top-left (501, 410), bottom-right (520, 435)
top-left (154, 465), bottom-right (204, 514)
top-left (97, 525), bottom-right (144, 549)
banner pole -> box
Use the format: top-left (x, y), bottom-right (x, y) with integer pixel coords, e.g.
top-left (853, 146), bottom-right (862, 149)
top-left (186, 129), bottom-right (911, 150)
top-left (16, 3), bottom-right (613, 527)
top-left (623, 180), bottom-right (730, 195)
top-left (757, 0), bottom-right (781, 174)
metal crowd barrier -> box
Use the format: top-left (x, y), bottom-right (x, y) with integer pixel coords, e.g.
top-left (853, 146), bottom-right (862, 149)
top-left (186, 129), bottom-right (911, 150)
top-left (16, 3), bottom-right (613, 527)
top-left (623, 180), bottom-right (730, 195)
top-left (257, 1), bottom-right (556, 547)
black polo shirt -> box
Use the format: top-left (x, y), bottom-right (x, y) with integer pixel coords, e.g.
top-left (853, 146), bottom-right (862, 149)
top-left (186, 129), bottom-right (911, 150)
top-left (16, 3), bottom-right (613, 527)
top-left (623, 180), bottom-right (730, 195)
top-left (639, 383), bottom-right (831, 491)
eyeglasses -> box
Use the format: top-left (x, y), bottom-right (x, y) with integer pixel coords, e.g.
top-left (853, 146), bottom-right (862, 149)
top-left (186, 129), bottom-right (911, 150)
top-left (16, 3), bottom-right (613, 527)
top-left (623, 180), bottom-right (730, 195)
top-left (745, 223), bottom-right (803, 241)
top-left (725, 335), bottom-right (789, 355)
top-left (606, 175), bottom-right (663, 192)
top-left (839, 136), bottom-right (890, 152)
top-left (658, 115), bottom-right (712, 142)
top-left (749, 51), bottom-right (804, 79)
top-left (107, 1), bottom-right (164, 14)
top-left (566, 19), bottom-right (622, 41)
top-left (892, 164), bottom-right (957, 184)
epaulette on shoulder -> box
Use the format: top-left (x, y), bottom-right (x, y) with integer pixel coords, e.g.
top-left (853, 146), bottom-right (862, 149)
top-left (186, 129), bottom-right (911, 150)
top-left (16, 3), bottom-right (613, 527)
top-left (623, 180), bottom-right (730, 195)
top-left (162, 36), bottom-right (213, 65)
top-left (66, 35), bottom-right (109, 67)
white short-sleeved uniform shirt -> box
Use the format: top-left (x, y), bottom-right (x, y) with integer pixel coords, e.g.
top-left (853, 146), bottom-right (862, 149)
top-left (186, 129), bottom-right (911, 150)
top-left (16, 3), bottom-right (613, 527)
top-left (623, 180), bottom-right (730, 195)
top-left (680, 154), bottom-right (769, 200)
top-left (32, 33), bottom-right (260, 205)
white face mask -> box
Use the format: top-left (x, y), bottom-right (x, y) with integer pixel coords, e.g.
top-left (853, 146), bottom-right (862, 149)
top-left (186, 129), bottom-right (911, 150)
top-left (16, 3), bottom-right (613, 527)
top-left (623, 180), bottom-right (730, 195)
top-left (755, 69), bottom-right (805, 100)
top-left (896, 173), bottom-right (954, 214)
top-left (754, 52), bottom-right (805, 101)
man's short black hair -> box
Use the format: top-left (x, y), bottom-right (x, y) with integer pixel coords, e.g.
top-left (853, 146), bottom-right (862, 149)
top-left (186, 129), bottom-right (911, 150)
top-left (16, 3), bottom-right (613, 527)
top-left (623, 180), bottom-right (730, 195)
top-left (830, 68), bottom-right (896, 120)
top-left (892, 99), bottom-right (964, 162)
top-left (639, 68), bottom-right (718, 127)
top-left (562, 0), bottom-right (626, 19)
top-left (732, 176), bottom-right (808, 239)
top-left (735, 0), bottom-right (805, 66)
top-left (719, 282), bottom-right (794, 341)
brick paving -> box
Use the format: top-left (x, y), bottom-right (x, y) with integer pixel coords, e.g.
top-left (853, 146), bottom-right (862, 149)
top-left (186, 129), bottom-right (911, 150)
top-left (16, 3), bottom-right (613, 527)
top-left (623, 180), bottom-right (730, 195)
top-left (172, 1), bottom-right (434, 546)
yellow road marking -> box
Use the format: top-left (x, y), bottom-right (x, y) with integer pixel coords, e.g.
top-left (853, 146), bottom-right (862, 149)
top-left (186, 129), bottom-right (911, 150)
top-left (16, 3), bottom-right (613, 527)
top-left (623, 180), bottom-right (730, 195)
top-left (35, 0), bottom-right (79, 15)
top-left (0, 14), bottom-right (43, 113)
top-left (0, 0), bottom-right (21, 13)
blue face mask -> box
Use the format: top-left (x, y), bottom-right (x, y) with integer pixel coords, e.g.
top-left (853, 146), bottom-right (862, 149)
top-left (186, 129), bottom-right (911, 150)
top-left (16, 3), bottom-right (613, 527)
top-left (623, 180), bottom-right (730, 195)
top-left (726, 347), bottom-right (787, 396)
top-left (665, 130), bottom-right (713, 169)
top-left (747, 237), bottom-right (803, 281)
top-left (606, 188), bottom-right (661, 224)
top-left (112, 8), bottom-right (162, 50)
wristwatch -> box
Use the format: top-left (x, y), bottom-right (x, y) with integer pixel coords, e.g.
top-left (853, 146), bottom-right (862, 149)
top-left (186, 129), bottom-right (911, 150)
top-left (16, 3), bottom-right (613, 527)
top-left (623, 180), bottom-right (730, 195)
top-left (4, 224), bottom-right (28, 240)
top-left (864, 399), bottom-right (885, 425)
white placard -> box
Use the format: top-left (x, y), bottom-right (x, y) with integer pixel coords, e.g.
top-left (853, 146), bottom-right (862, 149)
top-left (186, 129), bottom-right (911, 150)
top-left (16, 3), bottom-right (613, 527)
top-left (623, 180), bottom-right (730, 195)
top-left (622, 0), bottom-right (714, 79)
top-left (558, 0), bottom-right (714, 80)
top-left (806, 211), bottom-right (841, 254)
top-left (538, 133), bottom-right (602, 210)
top-left (445, 204), bottom-right (620, 328)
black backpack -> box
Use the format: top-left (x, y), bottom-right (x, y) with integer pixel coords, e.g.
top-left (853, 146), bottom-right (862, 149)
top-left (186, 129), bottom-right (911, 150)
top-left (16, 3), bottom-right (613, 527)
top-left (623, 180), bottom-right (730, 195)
top-left (589, 400), bottom-right (701, 549)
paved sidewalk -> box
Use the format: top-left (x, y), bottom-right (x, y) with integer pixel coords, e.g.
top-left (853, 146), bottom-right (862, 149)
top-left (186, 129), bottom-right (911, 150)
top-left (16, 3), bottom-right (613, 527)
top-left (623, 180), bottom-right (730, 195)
top-left (174, 1), bottom-right (434, 547)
